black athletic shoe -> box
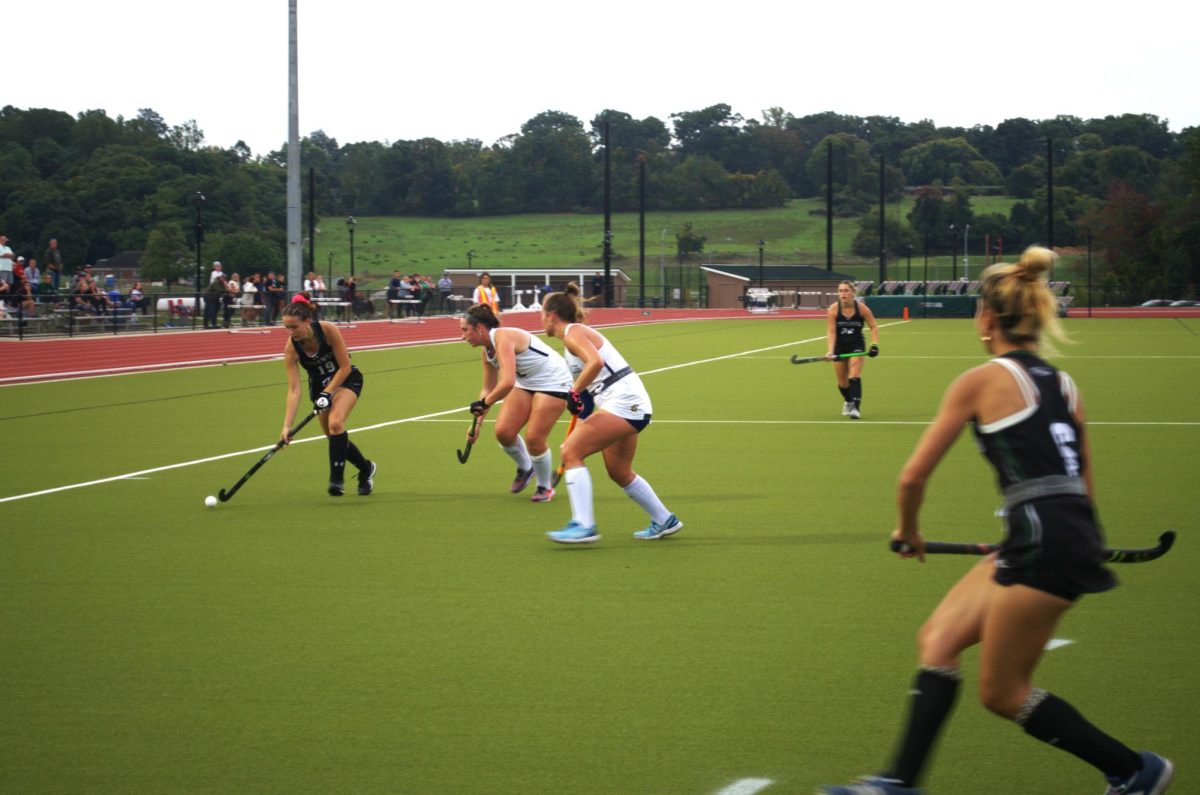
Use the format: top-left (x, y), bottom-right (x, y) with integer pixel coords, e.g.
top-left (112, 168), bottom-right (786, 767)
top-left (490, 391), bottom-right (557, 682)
top-left (328, 480), bottom-right (345, 497)
top-left (357, 461), bottom-right (377, 496)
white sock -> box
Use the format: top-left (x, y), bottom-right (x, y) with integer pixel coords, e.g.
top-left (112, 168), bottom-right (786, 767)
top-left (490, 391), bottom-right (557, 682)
top-left (564, 466), bottom-right (595, 528)
top-left (622, 474), bottom-right (671, 524)
top-left (500, 436), bottom-right (532, 470)
top-left (530, 450), bottom-right (552, 489)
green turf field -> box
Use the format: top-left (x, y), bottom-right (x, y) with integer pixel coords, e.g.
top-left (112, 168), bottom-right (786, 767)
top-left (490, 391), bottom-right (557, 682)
top-left (1, 317), bottom-right (1196, 794)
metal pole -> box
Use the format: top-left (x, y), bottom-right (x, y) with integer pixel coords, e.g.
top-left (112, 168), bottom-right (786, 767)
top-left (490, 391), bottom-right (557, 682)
top-left (1087, 229), bottom-right (1093, 318)
top-left (825, 139), bottom-right (833, 271)
top-left (878, 154), bottom-right (886, 284)
top-left (194, 191), bottom-right (204, 331)
top-left (286, 0), bottom-right (303, 288)
top-left (963, 224), bottom-right (970, 280)
top-left (638, 153), bottom-right (646, 308)
top-left (602, 121), bottom-right (612, 308)
top-left (758, 240), bottom-right (765, 287)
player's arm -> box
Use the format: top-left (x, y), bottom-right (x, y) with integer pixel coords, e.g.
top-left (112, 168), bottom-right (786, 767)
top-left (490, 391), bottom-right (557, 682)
top-left (861, 301), bottom-right (881, 345)
top-left (893, 367), bottom-right (982, 559)
top-left (825, 304), bottom-right (837, 358)
top-left (281, 342), bottom-right (302, 444)
top-left (561, 327), bottom-right (604, 393)
top-left (481, 329), bottom-right (517, 407)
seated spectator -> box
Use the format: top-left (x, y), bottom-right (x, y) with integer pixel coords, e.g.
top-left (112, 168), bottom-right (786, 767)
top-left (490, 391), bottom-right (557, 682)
top-left (36, 273), bottom-right (58, 306)
top-left (24, 258), bottom-right (40, 286)
top-left (72, 276), bottom-right (101, 314)
top-left (128, 282), bottom-right (149, 314)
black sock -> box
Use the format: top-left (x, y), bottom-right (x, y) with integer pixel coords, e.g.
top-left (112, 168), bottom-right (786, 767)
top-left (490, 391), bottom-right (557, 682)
top-left (346, 441), bottom-right (368, 472)
top-left (886, 667), bottom-right (961, 786)
top-left (328, 432), bottom-right (349, 482)
top-left (1019, 690), bottom-right (1140, 781)
top-left (838, 385), bottom-right (852, 402)
top-left (849, 377), bottom-right (862, 407)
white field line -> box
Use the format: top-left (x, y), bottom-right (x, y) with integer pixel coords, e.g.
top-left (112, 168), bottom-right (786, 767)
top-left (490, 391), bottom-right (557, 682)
top-left (6, 320), bottom-right (1197, 502)
top-left (1045, 638), bottom-right (1076, 651)
top-left (0, 325), bottom-right (878, 504)
top-left (715, 779), bottom-right (774, 795)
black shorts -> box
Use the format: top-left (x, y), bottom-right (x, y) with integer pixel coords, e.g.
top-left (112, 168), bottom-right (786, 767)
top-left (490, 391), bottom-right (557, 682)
top-left (993, 496), bottom-right (1117, 601)
top-left (834, 339), bottom-right (866, 357)
top-left (309, 369), bottom-right (364, 402)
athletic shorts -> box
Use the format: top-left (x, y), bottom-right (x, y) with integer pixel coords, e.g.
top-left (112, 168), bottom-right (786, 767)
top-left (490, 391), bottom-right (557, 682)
top-left (309, 368), bottom-right (364, 402)
top-left (993, 495), bottom-right (1117, 601)
top-left (834, 339), bottom-right (865, 357)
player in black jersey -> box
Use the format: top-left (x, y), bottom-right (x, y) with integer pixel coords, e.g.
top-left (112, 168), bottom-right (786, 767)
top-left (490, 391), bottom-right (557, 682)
top-left (280, 298), bottom-right (376, 497)
top-left (821, 248), bottom-right (1172, 795)
top-left (825, 281), bottom-right (879, 419)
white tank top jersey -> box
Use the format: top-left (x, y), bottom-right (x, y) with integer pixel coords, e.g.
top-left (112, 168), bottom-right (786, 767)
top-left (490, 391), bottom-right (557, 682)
top-left (486, 327), bottom-right (572, 393)
top-left (562, 323), bottom-right (652, 419)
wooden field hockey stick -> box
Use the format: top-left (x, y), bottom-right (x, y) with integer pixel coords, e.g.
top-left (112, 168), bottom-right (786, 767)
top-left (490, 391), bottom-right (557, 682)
top-left (790, 351), bottom-right (870, 365)
top-left (456, 414), bottom-right (480, 464)
top-left (890, 530), bottom-right (1176, 563)
top-left (551, 414), bottom-right (578, 487)
top-left (218, 410), bottom-right (319, 502)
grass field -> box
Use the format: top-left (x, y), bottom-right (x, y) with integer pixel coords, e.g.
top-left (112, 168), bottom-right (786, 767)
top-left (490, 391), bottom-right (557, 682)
top-left (2, 317), bottom-right (1196, 793)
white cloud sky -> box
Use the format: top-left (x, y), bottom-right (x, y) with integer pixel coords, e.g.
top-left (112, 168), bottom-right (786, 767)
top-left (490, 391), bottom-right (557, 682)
top-left (10, 0), bottom-right (1198, 157)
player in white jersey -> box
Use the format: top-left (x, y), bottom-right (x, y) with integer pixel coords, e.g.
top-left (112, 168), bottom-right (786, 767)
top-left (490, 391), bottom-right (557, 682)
top-left (539, 283), bottom-right (682, 544)
top-left (460, 303), bottom-right (571, 500)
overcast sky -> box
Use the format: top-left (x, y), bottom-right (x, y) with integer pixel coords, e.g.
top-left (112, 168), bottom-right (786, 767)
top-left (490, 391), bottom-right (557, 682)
top-left (10, 0), bottom-right (1197, 157)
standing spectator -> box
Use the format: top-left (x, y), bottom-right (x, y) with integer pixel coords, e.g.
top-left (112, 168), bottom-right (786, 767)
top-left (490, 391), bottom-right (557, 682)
top-left (43, 238), bottom-right (64, 290)
top-left (438, 272), bottom-right (453, 313)
top-left (387, 270), bottom-right (404, 301)
top-left (24, 258), bottom-right (41, 287)
top-left (14, 256), bottom-right (26, 283)
top-left (417, 274), bottom-right (435, 318)
top-left (204, 275), bottom-right (225, 329)
top-left (590, 272), bottom-right (604, 300)
top-left (263, 271), bottom-right (283, 325)
top-left (0, 234), bottom-right (14, 286)
top-left (209, 261), bottom-right (224, 283)
top-left (313, 273), bottom-right (327, 297)
top-left (472, 272), bottom-right (500, 313)
top-left (223, 273), bottom-right (239, 328)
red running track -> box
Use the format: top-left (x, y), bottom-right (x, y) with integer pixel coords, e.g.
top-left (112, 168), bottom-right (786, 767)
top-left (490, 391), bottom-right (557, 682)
top-left (5, 305), bottom-right (1193, 385)
top-left (0, 308), bottom-right (816, 385)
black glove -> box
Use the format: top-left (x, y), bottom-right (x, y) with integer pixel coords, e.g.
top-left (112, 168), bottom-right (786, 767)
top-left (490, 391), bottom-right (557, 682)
top-left (314, 391), bottom-right (332, 411)
top-left (566, 390), bottom-right (585, 416)
top-left (469, 399), bottom-right (489, 416)
top-left (868, 344), bottom-right (879, 358)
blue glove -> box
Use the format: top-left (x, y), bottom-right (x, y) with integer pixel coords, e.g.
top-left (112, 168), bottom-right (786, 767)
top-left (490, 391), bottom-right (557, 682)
top-left (566, 390), bottom-right (586, 416)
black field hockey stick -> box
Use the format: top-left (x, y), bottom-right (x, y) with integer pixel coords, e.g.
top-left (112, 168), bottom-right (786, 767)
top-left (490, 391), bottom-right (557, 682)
top-left (457, 415), bottom-right (480, 464)
top-left (790, 351), bottom-right (869, 365)
top-left (551, 414), bottom-right (578, 487)
top-left (218, 410), bottom-right (319, 502)
top-left (890, 530), bottom-right (1176, 563)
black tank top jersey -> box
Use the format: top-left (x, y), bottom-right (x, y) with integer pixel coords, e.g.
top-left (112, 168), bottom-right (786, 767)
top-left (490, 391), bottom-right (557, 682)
top-left (971, 350), bottom-right (1083, 491)
top-left (834, 301), bottom-right (865, 350)
top-left (292, 320), bottom-right (356, 387)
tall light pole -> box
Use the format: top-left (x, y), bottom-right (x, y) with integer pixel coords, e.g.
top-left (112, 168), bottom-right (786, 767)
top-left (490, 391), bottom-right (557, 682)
top-left (659, 228), bottom-right (667, 306)
top-left (638, 152), bottom-right (646, 308)
top-left (962, 223), bottom-right (971, 280)
top-left (947, 224), bottom-right (956, 282)
top-left (346, 216), bottom-right (356, 279)
top-left (194, 191), bottom-right (205, 330)
top-left (758, 240), bottom-right (765, 287)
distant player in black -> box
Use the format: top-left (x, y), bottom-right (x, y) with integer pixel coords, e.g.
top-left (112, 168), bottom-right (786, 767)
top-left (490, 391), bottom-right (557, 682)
top-left (820, 247), bottom-right (1173, 795)
top-left (825, 281), bottom-right (880, 419)
top-left (280, 297), bottom-right (376, 496)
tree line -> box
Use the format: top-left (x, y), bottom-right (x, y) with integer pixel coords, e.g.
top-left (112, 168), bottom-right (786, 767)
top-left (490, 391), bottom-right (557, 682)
top-left (1, 104), bottom-right (1197, 294)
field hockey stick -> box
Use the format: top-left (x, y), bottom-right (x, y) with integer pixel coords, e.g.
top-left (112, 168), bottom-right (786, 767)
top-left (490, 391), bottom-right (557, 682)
top-left (218, 410), bottom-right (319, 502)
top-left (551, 414), bottom-right (578, 487)
top-left (890, 530), bottom-right (1176, 563)
top-left (457, 414), bottom-right (480, 464)
top-left (790, 351), bottom-right (869, 365)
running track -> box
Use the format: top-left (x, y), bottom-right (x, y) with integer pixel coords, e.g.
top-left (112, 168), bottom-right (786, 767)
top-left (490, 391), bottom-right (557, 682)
top-left (3, 305), bottom-right (1195, 386)
top-left (0, 308), bottom-right (819, 385)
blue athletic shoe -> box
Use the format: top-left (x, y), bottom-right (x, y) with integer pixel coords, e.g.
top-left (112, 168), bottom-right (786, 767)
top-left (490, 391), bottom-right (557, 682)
top-left (633, 513), bottom-right (683, 540)
top-left (546, 520), bottom-right (600, 544)
top-left (1104, 751), bottom-right (1174, 795)
top-left (817, 776), bottom-right (921, 795)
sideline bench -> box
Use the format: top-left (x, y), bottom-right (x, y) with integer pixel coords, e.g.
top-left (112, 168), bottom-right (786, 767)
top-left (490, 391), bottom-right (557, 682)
top-left (388, 298), bottom-right (424, 323)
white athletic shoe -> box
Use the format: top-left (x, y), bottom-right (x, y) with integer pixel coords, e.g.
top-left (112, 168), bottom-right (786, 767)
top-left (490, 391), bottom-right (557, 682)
top-left (842, 401), bottom-right (852, 416)
top-left (848, 404), bottom-right (861, 420)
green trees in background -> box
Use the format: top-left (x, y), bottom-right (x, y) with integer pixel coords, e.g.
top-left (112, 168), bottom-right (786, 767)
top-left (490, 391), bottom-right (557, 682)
top-left (0, 103), bottom-right (1197, 293)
